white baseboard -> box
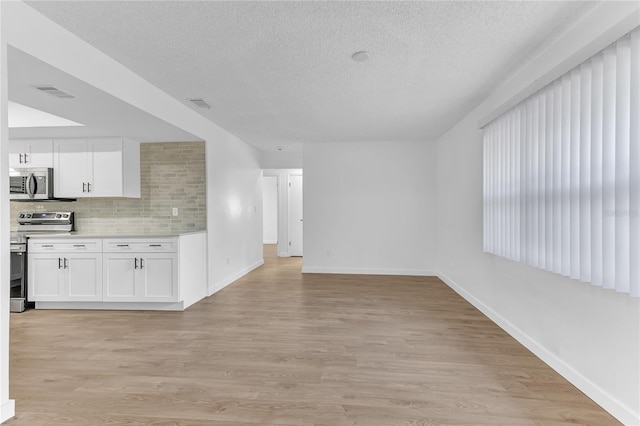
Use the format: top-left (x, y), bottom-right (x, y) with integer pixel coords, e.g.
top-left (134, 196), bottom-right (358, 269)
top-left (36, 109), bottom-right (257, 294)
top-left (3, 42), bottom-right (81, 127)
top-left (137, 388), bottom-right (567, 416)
top-left (263, 240), bottom-right (277, 244)
top-left (302, 266), bottom-right (437, 276)
top-left (437, 271), bottom-right (639, 426)
top-left (208, 259), bottom-right (264, 296)
top-left (35, 301), bottom-right (185, 311)
top-left (0, 399), bottom-right (15, 424)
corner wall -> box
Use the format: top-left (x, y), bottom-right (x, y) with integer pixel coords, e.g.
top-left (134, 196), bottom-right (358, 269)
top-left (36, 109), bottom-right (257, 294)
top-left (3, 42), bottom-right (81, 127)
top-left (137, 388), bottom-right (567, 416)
top-left (207, 132), bottom-right (264, 295)
top-left (303, 141), bottom-right (437, 275)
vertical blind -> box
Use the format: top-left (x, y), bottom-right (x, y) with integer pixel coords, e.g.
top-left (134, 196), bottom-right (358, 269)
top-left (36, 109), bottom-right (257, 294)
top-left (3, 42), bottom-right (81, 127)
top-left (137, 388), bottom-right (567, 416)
top-left (483, 27), bottom-right (639, 296)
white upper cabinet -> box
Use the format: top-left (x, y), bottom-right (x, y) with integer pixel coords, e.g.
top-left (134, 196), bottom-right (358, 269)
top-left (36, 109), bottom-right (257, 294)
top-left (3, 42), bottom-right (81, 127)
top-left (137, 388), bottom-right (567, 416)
top-left (9, 139), bottom-right (54, 168)
top-left (53, 137), bottom-right (140, 198)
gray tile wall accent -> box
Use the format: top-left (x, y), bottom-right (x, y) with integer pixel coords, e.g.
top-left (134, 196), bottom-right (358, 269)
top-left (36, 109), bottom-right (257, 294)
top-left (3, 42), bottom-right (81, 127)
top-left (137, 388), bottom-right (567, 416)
top-left (10, 141), bottom-right (206, 234)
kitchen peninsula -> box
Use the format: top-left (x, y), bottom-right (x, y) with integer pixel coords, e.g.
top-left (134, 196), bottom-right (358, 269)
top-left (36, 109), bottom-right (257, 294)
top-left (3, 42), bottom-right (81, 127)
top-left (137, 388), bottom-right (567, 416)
top-left (27, 231), bottom-right (207, 311)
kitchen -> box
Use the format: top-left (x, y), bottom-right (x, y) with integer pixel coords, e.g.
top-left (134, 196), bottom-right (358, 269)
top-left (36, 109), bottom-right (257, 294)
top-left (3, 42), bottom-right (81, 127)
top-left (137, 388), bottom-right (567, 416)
top-left (7, 47), bottom-right (210, 313)
top-left (10, 139), bottom-right (206, 312)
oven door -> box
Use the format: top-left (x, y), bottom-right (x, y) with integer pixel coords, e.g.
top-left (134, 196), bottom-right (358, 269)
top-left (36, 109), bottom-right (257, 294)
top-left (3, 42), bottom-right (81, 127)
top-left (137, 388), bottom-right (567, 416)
top-left (10, 244), bottom-right (27, 312)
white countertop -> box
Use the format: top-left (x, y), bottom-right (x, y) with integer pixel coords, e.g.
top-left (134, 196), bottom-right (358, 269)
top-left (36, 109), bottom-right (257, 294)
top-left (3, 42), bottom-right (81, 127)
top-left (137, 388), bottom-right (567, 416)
top-left (23, 230), bottom-right (206, 239)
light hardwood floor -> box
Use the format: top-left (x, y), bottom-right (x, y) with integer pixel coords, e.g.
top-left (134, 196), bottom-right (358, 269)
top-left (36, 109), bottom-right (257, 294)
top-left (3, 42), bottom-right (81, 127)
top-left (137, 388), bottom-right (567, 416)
top-left (7, 245), bottom-right (619, 425)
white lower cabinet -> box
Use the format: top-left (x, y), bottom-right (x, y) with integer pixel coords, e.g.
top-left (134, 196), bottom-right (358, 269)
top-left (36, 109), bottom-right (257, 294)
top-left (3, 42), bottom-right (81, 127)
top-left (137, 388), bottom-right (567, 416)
top-left (103, 252), bottom-right (178, 302)
top-left (28, 233), bottom-right (206, 310)
top-left (28, 252), bottom-right (102, 302)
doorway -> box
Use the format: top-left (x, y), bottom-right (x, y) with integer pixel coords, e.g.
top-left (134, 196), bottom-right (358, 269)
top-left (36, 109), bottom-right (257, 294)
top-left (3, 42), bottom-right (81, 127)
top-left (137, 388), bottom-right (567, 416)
top-left (262, 169), bottom-right (302, 258)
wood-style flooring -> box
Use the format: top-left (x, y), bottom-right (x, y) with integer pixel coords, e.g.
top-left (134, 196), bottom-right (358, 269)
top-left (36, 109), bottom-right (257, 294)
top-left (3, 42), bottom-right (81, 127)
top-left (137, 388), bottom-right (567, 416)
top-left (7, 245), bottom-right (619, 425)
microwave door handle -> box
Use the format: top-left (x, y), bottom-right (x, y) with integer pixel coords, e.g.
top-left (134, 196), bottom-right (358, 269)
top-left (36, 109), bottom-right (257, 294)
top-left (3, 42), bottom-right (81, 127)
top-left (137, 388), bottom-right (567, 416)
top-left (26, 173), bottom-right (36, 198)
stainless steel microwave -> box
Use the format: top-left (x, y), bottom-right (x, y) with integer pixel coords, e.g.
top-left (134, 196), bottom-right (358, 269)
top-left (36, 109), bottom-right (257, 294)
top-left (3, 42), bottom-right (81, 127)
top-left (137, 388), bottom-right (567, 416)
top-left (9, 168), bottom-right (54, 200)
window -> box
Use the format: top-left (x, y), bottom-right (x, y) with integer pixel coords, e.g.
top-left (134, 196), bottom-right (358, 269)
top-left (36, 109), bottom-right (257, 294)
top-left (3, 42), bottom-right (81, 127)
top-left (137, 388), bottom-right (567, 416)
top-left (483, 27), bottom-right (639, 296)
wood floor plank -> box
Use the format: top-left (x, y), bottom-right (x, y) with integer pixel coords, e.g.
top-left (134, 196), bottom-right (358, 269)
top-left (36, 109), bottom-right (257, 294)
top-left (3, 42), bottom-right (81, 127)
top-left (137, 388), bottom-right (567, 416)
top-left (6, 245), bottom-right (619, 425)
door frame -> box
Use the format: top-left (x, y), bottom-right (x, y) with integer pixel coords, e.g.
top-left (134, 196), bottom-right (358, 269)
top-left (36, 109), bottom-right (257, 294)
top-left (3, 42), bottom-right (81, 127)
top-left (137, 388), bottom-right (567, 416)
top-left (287, 172), bottom-right (303, 257)
top-left (262, 169), bottom-right (302, 257)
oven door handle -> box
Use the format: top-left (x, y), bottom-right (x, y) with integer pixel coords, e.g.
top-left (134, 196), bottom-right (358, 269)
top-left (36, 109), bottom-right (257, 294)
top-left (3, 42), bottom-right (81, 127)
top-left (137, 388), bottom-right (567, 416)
top-left (26, 173), bottom-right (36, 198)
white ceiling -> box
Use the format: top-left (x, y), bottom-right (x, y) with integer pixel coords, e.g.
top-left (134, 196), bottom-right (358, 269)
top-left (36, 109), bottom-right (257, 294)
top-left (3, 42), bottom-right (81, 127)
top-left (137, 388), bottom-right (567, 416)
top-left (24, 1), bottom-right (599, 151)
top-left (8, 47), bottom-right (199, 142)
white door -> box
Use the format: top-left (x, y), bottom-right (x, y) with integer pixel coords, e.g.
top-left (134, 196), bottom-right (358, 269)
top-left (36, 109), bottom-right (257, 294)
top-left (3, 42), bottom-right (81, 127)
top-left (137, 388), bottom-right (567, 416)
top-left (9, 139), bottom-right (53, 168)
top-left (28, 254), bottom-right (64, 300)
top-left (262, 176), bottom-right (278, 244)
top-left (89, 138), bottom-right (123, 197)
top-left (288, 174), bottom-right (303, 256)
top-left (139, 254), bottom-right (178, 301)
top-left (103, 254), bottom-right (137, 300)
top-left (54, 139), bottom-right (88, 197)
top-left (24, 140), bottom-right (54, 168)
top-left (66, 254), bottom-right (102, 301)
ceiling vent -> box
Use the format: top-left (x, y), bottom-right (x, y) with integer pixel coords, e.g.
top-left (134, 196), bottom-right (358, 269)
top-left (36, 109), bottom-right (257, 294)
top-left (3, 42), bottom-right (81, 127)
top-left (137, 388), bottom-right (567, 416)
top-left (187, 98), bottom-right (211, 109)
top-left (32, 85), bottom-right (76, 99)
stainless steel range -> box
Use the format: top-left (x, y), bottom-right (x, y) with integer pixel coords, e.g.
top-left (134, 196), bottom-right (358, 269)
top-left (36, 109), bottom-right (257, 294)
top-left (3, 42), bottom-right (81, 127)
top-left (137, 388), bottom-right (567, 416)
top-left (9, 211), bottom-right (75, 312)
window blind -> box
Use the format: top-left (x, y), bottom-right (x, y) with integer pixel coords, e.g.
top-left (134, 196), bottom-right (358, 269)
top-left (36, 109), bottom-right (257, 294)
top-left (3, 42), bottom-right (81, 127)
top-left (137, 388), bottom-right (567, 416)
top-left (483, 27), bottom-right (639, 296)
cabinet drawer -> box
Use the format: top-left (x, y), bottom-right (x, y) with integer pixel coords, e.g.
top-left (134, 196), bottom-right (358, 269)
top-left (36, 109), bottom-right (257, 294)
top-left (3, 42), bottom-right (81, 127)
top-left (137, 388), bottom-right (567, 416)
top-left (29, 239), bottom-right (102, 253)
top-left (103, 239), bottom-right (178, 253)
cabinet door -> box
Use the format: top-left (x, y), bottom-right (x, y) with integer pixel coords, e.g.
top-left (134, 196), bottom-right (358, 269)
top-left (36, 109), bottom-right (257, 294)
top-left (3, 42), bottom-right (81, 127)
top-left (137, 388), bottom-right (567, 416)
top-left (66, 254), bottom-right (102, 301)
top-left (9, 140), bottom-right (25, 168)
top-left (102, 254), bottom-right (138, 301)
top-left (88, 138), bottom-right (123, 197)
top-left (139, 253), bottom-right (179, 302)
top-left (28, 254), bottom-right (64, 301)
top-left (9, 139), bottom-right (53, 168)
top-left (54, 139), bottom-right (88, 197)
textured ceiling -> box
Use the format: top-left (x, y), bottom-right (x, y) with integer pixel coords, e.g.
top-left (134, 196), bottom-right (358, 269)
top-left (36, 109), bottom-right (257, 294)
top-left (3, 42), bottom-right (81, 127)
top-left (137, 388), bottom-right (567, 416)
top-left (26, 1), bottom-right (598, 151)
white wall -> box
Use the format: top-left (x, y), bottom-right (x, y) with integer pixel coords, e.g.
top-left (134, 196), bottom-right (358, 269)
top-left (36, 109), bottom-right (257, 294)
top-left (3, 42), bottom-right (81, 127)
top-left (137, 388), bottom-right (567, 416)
top-left (436, 3), bottom-right (640, 424)
top-left (261, 150), bottom-right (303, 169)
top-left (303, 141), bottom-right (437, 275)
top-left (0, 4), bottom-right (263, 422)
top-left (207, 132), bottom-right (264, 294)
top-left (0, 4), bottom-right (15, 422)
top-left (262, 175), bottom-right (278, 244)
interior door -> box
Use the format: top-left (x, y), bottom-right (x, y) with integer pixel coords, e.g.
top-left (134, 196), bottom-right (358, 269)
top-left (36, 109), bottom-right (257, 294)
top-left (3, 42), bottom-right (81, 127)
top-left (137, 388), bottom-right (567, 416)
top-left (288, 174), bottom-right (303, 256)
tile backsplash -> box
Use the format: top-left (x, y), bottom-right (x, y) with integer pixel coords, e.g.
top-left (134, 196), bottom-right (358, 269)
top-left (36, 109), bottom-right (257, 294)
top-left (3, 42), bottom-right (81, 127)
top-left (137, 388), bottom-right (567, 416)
top-left (10, 141), bottom-right (206, 235)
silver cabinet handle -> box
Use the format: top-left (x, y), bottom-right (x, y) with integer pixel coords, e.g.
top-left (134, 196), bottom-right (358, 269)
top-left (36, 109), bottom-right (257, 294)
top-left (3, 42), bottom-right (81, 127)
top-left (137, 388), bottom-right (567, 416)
top-left (87, 182), bottom-right (91, 192)
top-left (64, 258), bottom-right (68, 269)
top-left (116, 244), bottom-right (129, 247)
top-left (82, 182), bottom-right (86, 193)
top-left (73, 244), bottom-right (85, 247)
top-left (42, 244), bottom-right (54, 248)
top-left (58, 258), bottom-right (62, 269)
top-left (19, 153), bottom-right (24, 164)
top-left (149, 244), bottom-right (162, 247)
top-left (24, 153), bottom-right (29, 163)
top-left (140, 258), bottom-right (144, 269)
top-left (134, 258), bottom-right (138, 269)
